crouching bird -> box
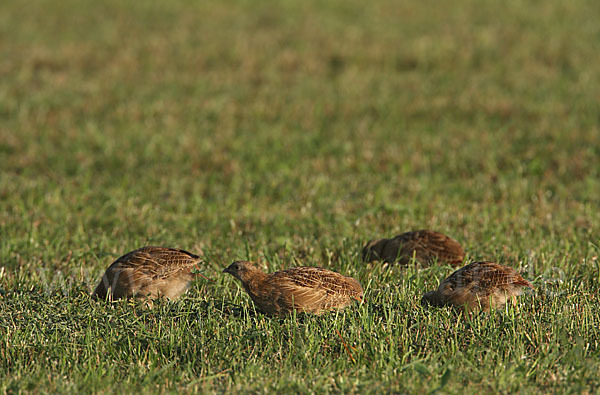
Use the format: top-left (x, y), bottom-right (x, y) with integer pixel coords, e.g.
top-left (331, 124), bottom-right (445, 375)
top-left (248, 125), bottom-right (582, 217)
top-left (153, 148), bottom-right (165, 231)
top-left (91, 246), bottom-right (206, 304)
top-left (421, 261), bottom-right (533, 312)
top-left (362, 230), bottom-right (465, 267)
top-left (223, 261), bottom-right (364, 315)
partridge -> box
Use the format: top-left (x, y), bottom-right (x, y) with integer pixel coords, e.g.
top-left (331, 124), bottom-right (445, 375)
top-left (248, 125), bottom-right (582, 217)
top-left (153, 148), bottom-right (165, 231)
top-left (421, 261), bottom-right (533, 312)
top-left (223, 261), bottom-right (363, 315)
top-left (92, 246), bottom-right (205, 303)
top-left (362, 230), bottom-right (465, 266)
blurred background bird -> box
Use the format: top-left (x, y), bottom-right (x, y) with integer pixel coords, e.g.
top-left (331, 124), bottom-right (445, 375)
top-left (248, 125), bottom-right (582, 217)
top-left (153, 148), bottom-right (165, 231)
top-left (421, 261), bottom-right (533, 312)
top-left (362, 230), bottom-right (465, 267)
top-left (223, 261), bottom-right (363, 315)
top-left (91, 246), bottom-right (207, 305)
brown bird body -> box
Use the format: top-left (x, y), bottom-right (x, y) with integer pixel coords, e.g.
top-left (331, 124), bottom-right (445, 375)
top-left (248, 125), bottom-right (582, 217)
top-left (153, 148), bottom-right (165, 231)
top-left (362, 230), bottom-right (465, 266)
top-left (91, 246), bottom-right (203, 302)
top-left (223, 261), bottom-right (364, 315)
top-left (421, 261), bottom-right (533, 312)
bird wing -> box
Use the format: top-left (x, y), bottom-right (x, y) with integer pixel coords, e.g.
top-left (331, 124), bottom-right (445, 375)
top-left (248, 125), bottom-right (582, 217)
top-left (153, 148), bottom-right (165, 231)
top-left (397, 230), bottom-right (463, 262)
top-left (441, 261), bottom-right (531, 297)
top-left (473, 262), bottom-right (532, 289)
top-left (268, 267), bottom-right (363, 311)
top-left (276, 280), bottom-right (330, 310)
top-left (113, 246), bottom-right (201, 280)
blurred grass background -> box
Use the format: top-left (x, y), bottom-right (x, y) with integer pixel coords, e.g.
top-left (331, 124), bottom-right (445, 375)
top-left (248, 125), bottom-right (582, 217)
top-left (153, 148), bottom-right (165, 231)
top-left (1, 0), bottom-right (599, 392)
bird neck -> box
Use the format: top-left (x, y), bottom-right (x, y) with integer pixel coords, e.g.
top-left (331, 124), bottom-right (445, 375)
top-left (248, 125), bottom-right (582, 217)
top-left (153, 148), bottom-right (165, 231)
top-left (240, 270), bottom-right (269, 295)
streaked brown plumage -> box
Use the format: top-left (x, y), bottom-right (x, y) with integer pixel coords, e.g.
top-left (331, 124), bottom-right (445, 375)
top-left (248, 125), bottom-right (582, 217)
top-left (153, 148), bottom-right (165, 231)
top-left (223, 261), bottom-right (364, 315)
top-left (362, 230), bottom-right (465, 266)
top-left (421, 261), bottom-right (533, 312)
top-left (91, 246), bottom-right (204, 303)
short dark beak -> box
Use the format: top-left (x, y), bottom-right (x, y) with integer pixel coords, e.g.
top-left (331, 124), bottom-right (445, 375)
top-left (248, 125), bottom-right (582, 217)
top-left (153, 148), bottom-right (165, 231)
top-left (223, 266), bottom-right (231, 274)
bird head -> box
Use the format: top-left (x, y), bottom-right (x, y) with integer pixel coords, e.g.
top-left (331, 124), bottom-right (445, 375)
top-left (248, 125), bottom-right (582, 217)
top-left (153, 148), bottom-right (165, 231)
top-left (361, 239), bottom-right (386, 262)
top-left (223, 260), bottom-right (264, 282)
top-left (421, 291), bottom-right (444, 307)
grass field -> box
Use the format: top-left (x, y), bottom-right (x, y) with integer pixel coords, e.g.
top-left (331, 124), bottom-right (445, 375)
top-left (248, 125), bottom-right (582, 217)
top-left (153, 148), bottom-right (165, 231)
top-left (1, 0), bottom-right (600, 392)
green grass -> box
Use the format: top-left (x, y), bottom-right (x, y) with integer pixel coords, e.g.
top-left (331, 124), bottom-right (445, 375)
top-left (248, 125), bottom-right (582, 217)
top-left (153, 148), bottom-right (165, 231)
top-left (1, 0), bottom-right (599, 392)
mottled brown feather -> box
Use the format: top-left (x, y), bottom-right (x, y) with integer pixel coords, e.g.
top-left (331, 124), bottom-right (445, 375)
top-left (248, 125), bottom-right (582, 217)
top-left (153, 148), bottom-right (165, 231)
top-left (223, 261), bottom-right (364, 315)
top-left (362, 230), bottom-right (465, 266)
top-left (421, 261), bottom-right (533, 312)
top-left (91, 246), bottom-right (203, 303)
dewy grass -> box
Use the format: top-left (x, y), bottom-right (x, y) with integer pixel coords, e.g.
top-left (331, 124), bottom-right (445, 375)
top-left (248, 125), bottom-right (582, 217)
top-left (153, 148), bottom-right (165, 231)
top-left (1, 0), bottom-right (599, 392)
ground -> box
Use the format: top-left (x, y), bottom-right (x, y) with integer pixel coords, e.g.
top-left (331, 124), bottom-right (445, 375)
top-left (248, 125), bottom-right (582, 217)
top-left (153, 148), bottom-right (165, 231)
top-left (1, 0), bottom-right (599, 392)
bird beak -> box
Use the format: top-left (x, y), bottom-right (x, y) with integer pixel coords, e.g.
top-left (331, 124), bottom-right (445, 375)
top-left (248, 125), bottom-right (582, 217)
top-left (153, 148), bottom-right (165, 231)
top-left (223, 266), bottom-right (231, 274)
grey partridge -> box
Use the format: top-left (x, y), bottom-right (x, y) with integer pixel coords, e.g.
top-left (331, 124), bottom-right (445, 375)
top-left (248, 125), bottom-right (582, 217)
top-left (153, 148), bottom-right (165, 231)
top-left (92, 246), bottom-right (204, 303)
top-left (362, 230), bottom-right (465, 266)
top-left (421, 261), bottom-right (533, 312)
top-left (223, 261), bottom-right (363, 315)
